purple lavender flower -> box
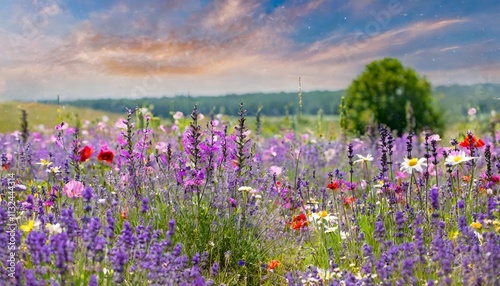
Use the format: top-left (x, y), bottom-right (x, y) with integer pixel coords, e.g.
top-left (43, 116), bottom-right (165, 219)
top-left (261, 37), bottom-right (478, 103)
top-left (49, 232), bottom-right (75, 277)
top-left (141, 197), bottom-right (150, 213)
top-left (104, 209), bottom-right (115, 241)
top-left (117, 221), bottom-right (136, 249)
top-left (88, 274), bottom-right (98, 286)
top-left (394, 211), bottom-right (405, 238)
top-left (374, 218), bottom-right (386, 242)
top-left (110, 246), bottom-right (128, 283)
top-left (24, 269), bottom-right (40, 286)
top-left (210, 261), bottom-right (219, 277)
top-left (429, 186), bottom-right (439, 210)
top-left (60, 206), bottom-right (80, 240)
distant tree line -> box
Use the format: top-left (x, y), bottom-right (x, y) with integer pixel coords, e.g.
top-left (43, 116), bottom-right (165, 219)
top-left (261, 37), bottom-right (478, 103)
top-left (41, 91), bottom-right (344, 117)
top-left (38, 84), bottom-right (499, 120)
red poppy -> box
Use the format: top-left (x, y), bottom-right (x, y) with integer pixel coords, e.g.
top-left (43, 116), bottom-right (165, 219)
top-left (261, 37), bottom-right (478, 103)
top-left (276, 181), bottom-right (282, 189)
top-left (79, 146), bottom-right (93, 162)
top-left (268, 260), bottom-right (280, 271)
top-left (343, 196), bottom-right (357, 206)
top-left (327, 180), bottom-right (340, 190)
top-left (97, 149), bottom-right (114, 163)
top-left (459, 136), bottom-right (485, 148)
top-left (491, 175), bottom-right (499, 183)
top-left (291, 213), bottom-right (308, 230)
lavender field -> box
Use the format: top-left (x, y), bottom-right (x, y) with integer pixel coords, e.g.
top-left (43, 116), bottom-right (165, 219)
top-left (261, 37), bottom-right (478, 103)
top-left (1, 104), bottom-right (499, 286)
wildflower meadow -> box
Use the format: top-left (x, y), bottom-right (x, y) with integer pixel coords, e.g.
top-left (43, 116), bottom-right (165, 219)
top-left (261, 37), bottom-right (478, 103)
top-left (1, 104), bottom-right (499, 286)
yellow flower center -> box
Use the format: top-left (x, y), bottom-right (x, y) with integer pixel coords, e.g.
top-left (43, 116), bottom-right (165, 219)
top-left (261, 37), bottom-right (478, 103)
top-left (318, 211), bottom-right (328, 218)
top-left (408, 158), bottom-right (418, 167)
top-left (470, 222), bottom-right (482, 230)
top-left (454, 156), bottom-right (462, 163)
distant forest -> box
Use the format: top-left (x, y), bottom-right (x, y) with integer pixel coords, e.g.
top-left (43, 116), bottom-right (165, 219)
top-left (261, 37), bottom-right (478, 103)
top-left (40, 84), bottom-right (499, 118)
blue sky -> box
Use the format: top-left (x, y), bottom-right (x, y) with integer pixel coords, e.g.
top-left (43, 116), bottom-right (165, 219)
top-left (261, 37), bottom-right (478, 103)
top-left (0, 0), bottom-right (499, 100)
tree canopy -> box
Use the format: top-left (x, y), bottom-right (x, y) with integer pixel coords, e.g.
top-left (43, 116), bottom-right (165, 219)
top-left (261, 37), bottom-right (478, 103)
top-left (343, 58), bottom-right (443, 136)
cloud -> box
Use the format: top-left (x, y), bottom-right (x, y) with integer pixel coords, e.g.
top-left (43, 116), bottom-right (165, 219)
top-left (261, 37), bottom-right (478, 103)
top-left (0, 0), bottom-right (499, 100)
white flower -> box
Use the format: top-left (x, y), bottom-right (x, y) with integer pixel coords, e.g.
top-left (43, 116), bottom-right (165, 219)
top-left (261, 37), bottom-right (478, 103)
top-left (400, 157), bottom-right (427, 174)
top-left (46, 166), bottom-right (61, 174)
top-left (98, 198), bottom-right (106, 204)
top-left (340, 231), bottom-right (349, 240)
top-left (353, 154), bottom-right (373, 164)
top-left (374, 180), bottom-right (384, 188)
top-left (324, 148), bottom-right (337, 162)
top-left (36, 159), bottom-right (52, 167)
top-left (316, 268), bottom-right (335, 281)
top-left (173, 111), bottom-right (184, 120)
top-left (309, 211), bottom-right (337, 224)
top-left (325, 226), bottom-right (338, 233)
top-left (252, 194), bottom-right (262, 200)
top-left (103, 267), bottom-right (112, 276)
top-left (46, 223), bottom-right (63, 235)
top-left (33, 220), bottom-right (42, 231)
top-left (445, 151), bottom-right (475, 166)
top-left (238, 186), bottom-right (253, 192)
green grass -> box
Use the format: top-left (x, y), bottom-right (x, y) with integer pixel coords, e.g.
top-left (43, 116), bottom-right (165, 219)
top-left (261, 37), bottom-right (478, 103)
top-left (0, 102), bottom-right (121, 133)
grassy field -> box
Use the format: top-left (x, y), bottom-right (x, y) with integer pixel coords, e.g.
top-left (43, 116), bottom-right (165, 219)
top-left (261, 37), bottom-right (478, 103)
top-left (0, 101), bottom-right (495, 143)
top-left (0, 101), bottom-right (342, 138)
top-left (0, 102), bottom-right (121, 133)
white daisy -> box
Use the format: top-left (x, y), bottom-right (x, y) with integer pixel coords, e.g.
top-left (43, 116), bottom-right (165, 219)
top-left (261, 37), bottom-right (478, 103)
top-left (46, 166), bottom-right (61, 174)
top-left (400, 157), bottom-right (427, 174)
top-left (353, 154), bottom-right (374, 164)
top-left (445, 151), bottom-right (475, 166)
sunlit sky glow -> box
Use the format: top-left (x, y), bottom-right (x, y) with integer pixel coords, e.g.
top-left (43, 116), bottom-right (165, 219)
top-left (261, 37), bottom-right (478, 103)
top-left (1, 0), bottom-right (499, 101)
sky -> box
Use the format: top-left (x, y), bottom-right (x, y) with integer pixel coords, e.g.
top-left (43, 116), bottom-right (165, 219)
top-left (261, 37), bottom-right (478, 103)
top-left (0, 0), bottom-right (499, 101)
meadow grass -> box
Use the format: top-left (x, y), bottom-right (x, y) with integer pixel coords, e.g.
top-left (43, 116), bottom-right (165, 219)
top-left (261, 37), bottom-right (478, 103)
top-left (0, 102), bottom-right (120, 133)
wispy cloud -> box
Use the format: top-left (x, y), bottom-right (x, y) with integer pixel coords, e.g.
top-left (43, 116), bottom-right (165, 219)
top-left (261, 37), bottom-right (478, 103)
top-left (0, 0), bottom-right (498, 100)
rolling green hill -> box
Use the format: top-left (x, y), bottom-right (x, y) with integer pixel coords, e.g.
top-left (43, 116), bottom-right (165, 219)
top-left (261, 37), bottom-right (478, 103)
top-left (0, 101), bottom-right (120, 133)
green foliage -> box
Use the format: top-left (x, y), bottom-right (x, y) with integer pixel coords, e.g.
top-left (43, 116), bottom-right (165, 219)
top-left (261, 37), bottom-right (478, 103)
top-left (43, 90), bottom-right (344, 117)
top-left (343, 58), bottom-right (444, 136)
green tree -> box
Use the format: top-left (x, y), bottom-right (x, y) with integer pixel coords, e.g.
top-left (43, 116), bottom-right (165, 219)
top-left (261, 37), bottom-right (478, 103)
top-left (344, 58), bottom-right (443, 136)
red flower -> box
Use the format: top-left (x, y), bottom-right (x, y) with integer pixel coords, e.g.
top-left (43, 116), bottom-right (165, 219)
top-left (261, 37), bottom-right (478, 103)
top-left (343, 196), bottom-right (356, 206)
top-left (327, 180), bottom-right (340, 190)
top-left (491, 175), bottom-right (499, 184)
top-left (268, 260), bottom-right (280, 271)
top-left (231, 159), bottom-right (238, 167)
top-left (291, 213), bottom-right (308, 230)
top-left (79, 146), bottom-right (93, 162)
top-left (97, 149), bottom-right (114, 163)
top-left (459, 136), bottom-right (485, 148)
